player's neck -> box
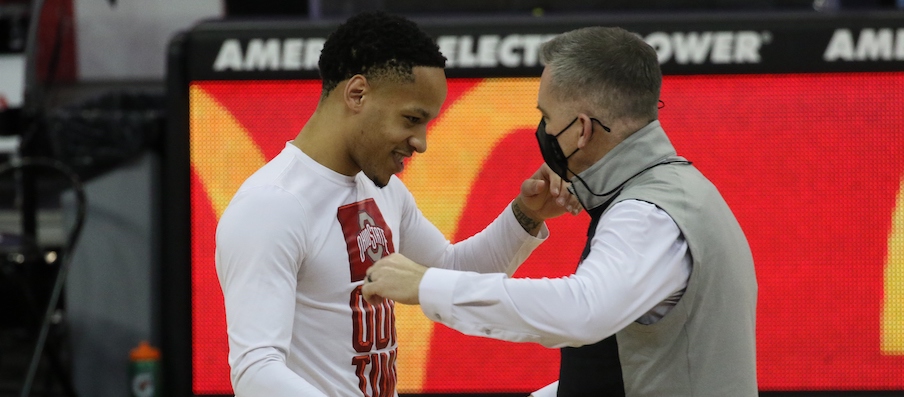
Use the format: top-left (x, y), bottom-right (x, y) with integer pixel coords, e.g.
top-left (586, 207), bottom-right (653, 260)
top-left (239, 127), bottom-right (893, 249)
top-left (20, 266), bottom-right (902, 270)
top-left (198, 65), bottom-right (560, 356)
top-left (293, 108), bottom-right (360, 177)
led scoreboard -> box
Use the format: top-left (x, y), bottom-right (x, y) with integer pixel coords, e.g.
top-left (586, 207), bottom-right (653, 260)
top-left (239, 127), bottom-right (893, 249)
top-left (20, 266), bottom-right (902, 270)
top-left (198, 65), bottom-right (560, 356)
top-left (163, 12), bottom-right (904, 396)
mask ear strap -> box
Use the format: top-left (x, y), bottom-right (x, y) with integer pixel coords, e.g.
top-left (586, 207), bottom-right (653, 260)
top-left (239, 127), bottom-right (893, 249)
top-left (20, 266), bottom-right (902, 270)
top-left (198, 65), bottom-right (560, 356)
top-left (590, 118), bottom-right (611, 133)
top-left (574, 160), bottom-right (692, 199)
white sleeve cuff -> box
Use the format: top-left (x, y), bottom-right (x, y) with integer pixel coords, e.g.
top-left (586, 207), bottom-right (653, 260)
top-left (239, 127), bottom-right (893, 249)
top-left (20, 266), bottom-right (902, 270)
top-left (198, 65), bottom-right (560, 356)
top-left (419, 267), bottom-right (464, 324)
top-left (532, 381), bottom-right (559, 397)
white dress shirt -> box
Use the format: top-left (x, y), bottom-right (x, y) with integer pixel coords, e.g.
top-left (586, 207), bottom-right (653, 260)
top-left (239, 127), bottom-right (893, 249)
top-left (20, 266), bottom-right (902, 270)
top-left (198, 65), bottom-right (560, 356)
top-left (418, 199), bottom-right (692, 396)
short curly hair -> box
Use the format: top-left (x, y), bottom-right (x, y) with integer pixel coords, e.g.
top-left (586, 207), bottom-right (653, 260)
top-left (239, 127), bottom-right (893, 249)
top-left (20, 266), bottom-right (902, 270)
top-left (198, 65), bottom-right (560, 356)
top-left (318, 11), bottom-right (446, 100)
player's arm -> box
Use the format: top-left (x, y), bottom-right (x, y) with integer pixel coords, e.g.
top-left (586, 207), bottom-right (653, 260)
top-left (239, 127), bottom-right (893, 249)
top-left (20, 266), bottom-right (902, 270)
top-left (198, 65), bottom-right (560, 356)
top-left (393, 164), bottom-right (576, 276)
top-left (216, 187), bottom-right (327, 397)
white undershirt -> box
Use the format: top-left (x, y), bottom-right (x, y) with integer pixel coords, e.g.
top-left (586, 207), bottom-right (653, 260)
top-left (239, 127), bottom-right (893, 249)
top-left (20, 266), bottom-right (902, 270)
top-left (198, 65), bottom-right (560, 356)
top-left (418, 199), bottom-right (691, 396)
top-left (216, 143), bottom-right (548, 397)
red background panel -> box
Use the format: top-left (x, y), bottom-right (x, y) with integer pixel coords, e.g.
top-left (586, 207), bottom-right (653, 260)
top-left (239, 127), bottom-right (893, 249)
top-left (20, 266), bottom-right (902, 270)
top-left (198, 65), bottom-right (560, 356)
top-left (190, 73), bottom-right (904, 394)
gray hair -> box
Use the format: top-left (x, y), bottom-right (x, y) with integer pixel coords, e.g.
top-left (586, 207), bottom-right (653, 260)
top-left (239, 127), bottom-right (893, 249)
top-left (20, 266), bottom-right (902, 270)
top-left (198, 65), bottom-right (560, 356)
top-left (540, 27), bottom-right (661, 123)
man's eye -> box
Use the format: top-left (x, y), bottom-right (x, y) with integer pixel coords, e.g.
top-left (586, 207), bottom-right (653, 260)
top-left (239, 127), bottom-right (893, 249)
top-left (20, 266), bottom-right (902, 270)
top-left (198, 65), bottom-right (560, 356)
top-left (406, 116), bottom-right (420, 124)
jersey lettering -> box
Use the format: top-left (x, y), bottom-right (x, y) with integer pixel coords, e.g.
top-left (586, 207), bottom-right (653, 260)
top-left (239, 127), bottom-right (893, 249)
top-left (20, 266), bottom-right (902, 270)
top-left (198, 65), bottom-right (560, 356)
top-left (338, 199), bottom-right (398, 396)
top-left (351, 350), bottom-right (398, 397)
top-left (350, 286), bottom-right (396, 352)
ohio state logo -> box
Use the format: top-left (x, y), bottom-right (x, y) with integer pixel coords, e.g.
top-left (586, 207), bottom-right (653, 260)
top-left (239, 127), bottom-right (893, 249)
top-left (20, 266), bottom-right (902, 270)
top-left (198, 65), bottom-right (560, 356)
top-left (357, 216), bottom-right (389, 263)
top-left (337, 198), bottom-right (395, 282)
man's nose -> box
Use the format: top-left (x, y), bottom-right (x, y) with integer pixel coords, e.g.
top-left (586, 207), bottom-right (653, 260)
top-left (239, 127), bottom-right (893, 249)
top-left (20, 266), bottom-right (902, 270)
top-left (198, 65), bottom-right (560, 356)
top-left (409, 130), bottom-right (427, 153)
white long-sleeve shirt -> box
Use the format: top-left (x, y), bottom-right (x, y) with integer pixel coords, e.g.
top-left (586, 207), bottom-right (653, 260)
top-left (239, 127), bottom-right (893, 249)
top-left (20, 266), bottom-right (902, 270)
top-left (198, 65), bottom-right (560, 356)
top-left (215, 143), bottom-right (546, 397)
top-left (418, 199), bottom-right (691, 395)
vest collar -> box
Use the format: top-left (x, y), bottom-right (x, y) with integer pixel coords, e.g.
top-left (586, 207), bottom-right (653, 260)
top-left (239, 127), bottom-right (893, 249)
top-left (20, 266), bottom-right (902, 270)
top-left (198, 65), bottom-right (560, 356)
top-left (568, 120), bottom-right (683, 211)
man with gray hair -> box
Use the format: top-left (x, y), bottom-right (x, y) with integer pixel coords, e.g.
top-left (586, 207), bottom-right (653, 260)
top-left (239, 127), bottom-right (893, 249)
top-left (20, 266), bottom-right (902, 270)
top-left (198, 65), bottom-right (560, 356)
top-left (363, 26), bottom-right (757, 397)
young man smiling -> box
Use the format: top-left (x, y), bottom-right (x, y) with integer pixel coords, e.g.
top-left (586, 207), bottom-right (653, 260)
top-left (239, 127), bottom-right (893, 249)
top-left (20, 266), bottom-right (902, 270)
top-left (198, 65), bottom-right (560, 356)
top-left (214, 11), bottom-right (577, 397)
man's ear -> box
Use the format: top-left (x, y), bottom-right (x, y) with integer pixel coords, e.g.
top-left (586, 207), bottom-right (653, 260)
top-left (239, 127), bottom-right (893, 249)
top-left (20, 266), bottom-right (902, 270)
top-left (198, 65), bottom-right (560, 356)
top-left (576, 113), bottom-right (594, 148)
top-left (344, 74), bottom-right (368, 112)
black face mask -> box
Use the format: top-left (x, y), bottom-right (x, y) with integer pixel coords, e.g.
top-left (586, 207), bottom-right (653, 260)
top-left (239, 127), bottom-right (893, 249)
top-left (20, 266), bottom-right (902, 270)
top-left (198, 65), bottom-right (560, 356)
top-left (535, 117), bottom-right (579, 181)
top-left (535, 117), bottom-right (610, 181)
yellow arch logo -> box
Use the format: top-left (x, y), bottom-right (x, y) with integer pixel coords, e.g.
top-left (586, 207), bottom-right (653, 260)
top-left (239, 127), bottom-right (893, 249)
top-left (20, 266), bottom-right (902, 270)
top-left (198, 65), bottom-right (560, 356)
top-left (189, 85), bottom-right (267, 218)
top-left (395, 78), bottom-right (540, 391)
top-left (883, 173), bottom-right (904, 354)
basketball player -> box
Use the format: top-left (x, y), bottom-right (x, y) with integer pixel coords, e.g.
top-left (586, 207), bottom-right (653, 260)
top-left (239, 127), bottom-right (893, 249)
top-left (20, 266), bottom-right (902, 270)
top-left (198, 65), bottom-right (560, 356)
top-left (215, 11), bottom-right (578, 397)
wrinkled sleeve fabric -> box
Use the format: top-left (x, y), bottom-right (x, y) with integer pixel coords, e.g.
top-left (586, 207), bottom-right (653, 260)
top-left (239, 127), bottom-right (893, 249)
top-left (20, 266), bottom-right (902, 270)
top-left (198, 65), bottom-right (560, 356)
top-left (215, 186), bottom-right (327, 397)
top-left (419, 200), bottom-right (690, 348)
top-left (395, 183), bottom-right (547, 276)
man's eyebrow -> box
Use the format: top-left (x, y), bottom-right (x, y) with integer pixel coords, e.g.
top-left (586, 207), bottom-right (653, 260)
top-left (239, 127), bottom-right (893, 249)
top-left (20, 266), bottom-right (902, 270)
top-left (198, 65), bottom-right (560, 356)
top-left (408, 107), bottom-right (431, 119)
